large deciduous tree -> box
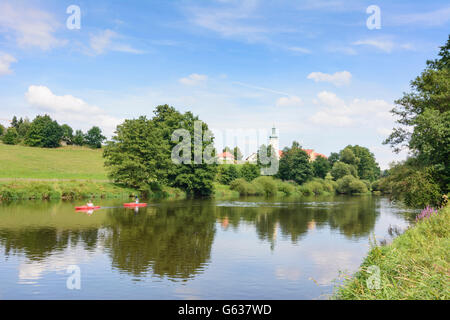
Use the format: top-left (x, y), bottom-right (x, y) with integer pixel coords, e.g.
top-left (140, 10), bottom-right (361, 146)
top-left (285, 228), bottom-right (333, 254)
top-left (85, 126), bottom-right (106, 148)
top-left (277, 141), bottom-right (313, 184)
top-left (384, 35), bottom-right (450, 194)
top-left (104, 105), bottom-right (217, 197)
top-left (24, 115), bottom-right (63, 148)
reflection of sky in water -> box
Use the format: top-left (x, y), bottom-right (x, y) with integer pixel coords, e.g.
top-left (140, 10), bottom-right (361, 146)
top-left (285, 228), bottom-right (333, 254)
top-left (0, 197), bottom-right (412, 299)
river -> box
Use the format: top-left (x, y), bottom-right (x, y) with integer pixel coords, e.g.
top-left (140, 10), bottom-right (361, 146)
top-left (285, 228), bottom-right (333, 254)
top-left (0, 195), bottom-right (415, 299)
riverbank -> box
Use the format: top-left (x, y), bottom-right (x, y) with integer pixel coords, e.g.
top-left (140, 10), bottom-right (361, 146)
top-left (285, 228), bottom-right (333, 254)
top-left (335, 205), bottom-right (449, 300)
top-left (0, 180), bottom-right (189, 201)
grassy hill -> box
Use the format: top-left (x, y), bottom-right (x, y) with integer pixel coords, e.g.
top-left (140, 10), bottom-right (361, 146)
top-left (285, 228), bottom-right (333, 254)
top-left (0, 143), bottom-right (108, 180)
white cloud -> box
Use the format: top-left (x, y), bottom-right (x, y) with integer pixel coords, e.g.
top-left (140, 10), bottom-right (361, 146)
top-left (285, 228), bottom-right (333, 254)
top-left (276, 96), bottom-right (303, 107)
top-left (327, 46), bottom-right (357, 55)
top-left (307, 71), bottom-right (352, 86)
top-left (0, 1), bottom-right (66, 50)
top-left (310, 111), bottom-right (353, 127)
top-left (25, 85), bottom-right (122, 136)
top-left (309, 91), bottom-right (395, 128)
top-left (0, 53), bottom-right (17, 75)
top-left (392, 7), bottom-right (450, 27)
top-left (179, 73), bottom-right (208, 86)
top-left (89, 29), bottom-right (143, 55)
top-left (352, 38), bottom-right (413, 54)
top-left (288, 47), bottom-right (311, 54)
top-left (188, 0), bottom-right (267, 42)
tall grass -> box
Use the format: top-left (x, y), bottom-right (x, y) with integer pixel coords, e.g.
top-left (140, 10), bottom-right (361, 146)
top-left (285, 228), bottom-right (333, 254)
top-left (334, 206), bottom-right (450, 300)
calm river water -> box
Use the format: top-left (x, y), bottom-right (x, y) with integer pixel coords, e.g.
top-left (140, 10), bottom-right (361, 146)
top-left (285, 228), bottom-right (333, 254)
top-left (0, 195), bottom-right (415, 299)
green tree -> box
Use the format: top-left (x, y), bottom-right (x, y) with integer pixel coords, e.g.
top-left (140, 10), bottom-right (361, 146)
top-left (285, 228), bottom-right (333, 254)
top-left (17, 118), bottom-right (31, 139)
top-left (104, 105), bottom-right (217, 197)
top-left (345, 145), bottom-right (381, 181)
top-left (328, 152), bottom-right (340, 167)
top-left (330, 161), bottom-right (358, 180)
top-left (277, 141), bottom-right (313, 184)
top-left (85, 126), bottom-right (106, 148)
top-left (239, 163), bottom-right (260, 182)
top-left (218, 165), bottom-right (239, 185)
top-left (104, 116), bottom-right (163, 189)
top-left (312, 155), bottom-right (331, 179)
top-left (384, 35), bottom-right (450, 193)
top-left (222, 146), bottom-right (233, 153)
top-left (60, 124), bottom-right (74, 145)
top-left (73, 130), bottom-right (85, 146)
top-left (11, 116), bottom-right (18, 129)
top-left (0, 124), bottom-right (5, 136)
top-left (233, 146), bottom-right (243, 161)
top-left (340, 147), bottom-right (359, 166)
top-left (24, 115), bottom-right (63, 148)
top-left (2, 127), bottom-right (19, 145)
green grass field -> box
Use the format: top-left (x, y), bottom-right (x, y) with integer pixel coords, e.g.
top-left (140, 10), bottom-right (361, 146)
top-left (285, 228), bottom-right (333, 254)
top-left (0, 143), bottom-right (108, 180)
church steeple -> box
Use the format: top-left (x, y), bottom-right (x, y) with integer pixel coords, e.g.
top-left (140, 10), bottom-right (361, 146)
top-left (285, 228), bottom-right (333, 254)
top-left (268, 125), bottom-right (279, 158)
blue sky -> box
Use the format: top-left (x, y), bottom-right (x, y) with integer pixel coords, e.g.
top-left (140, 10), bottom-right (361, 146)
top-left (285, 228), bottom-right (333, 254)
top-left (0, 0), bottom-right (449, 168)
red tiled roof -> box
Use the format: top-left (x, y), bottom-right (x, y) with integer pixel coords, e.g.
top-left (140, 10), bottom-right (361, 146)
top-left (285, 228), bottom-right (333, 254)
top-left (218, 151), bottom-right (235, 159)
top-left (315, 153), bottom-right (328, 159)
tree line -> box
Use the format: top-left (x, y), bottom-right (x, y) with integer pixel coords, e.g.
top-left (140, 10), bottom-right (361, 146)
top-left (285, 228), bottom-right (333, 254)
top-left (0, 114), bottom-right (106, 148)
top-left (376, 35), bottom-right (450, 208)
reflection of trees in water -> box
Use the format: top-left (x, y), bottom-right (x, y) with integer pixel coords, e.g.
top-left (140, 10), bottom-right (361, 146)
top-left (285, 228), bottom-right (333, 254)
top-left (0, 228), bottom-right (99, 261)
top-left (103, 204), bottom-right (216, 279)
top-left (0, 196), bottom-right (380, 278)
top-left (215, 196), bottom-right (380, 246)
top-left (326, 197), bottom-right (378, 238)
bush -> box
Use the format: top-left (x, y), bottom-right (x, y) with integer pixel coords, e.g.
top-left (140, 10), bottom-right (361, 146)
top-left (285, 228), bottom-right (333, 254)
top-left (218, 165), bottom-right (240, 185)
top-left (276, 179), bottom-right (295, 196)
top-left (330, 161), bottom-right (358, 180)
top-left (380, 163), bottom-right (442, 207)
top-left (336, 175), bottom-right (368, 194)
top-left (239, 163), bottom-right (260, 182)
top-left (252, 176), bottom-right (278, 196)
top-left (1, 127), bottom-right (19, 145)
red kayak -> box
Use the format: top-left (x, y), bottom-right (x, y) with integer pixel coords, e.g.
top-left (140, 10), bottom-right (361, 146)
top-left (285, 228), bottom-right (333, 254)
top-left (75, 206), bottom-right (101, 211)
top-left (123, 203), bottom-right (147, 207)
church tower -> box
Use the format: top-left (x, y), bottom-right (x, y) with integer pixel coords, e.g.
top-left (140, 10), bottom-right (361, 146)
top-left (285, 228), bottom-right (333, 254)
top-left (268, 126), bottom-right (279, 158)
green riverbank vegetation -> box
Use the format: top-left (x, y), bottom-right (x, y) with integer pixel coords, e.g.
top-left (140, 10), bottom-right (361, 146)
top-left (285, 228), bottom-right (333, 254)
top-left (335, 205), bottom-right (450, 300)
top-left (374, 36), bottom-right (450, 208)
top-left (334, 35), bottom-right (450, 300)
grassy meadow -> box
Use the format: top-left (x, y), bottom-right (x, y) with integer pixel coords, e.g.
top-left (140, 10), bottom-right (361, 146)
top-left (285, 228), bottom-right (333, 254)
top-left (0, 143), bottom-right (108, 180)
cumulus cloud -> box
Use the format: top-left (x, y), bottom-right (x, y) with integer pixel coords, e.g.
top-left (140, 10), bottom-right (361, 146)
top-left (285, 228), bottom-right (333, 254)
top-left (0, 53), bottom-right (17, 75)
top-left (276, 96), bottom-right (303, 107)
top-left (309, 91), bottom-right (395, 128)
top-left (307, 71), bottom-right (352, 86)
top-left (89, 29), bottom-right (143, 55)
top-left (179, 73), bottom-right (208, 86)
top-left (0, 1), bottom-right (66, 50)
top-left (25, 85), bottom-right (122, 136)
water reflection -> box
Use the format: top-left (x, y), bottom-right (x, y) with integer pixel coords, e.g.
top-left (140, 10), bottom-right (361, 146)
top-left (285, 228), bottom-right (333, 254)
top-left (0, 196), bottom-right (412, 298)
top-left (103, 204), bottom-right (216, 279)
